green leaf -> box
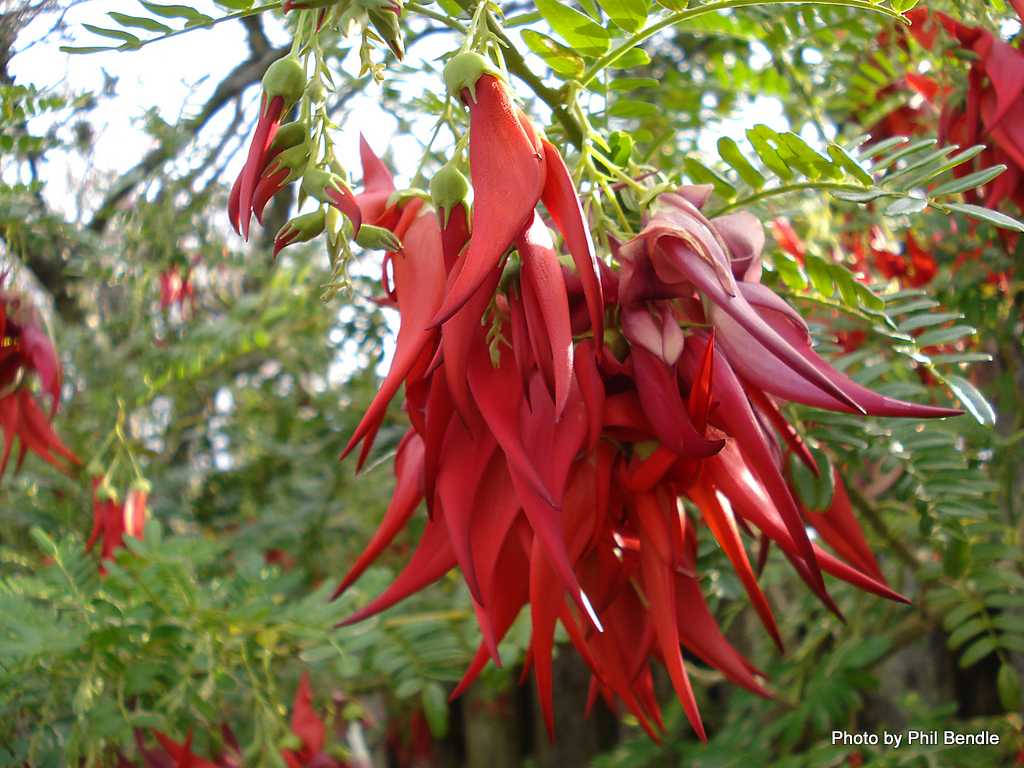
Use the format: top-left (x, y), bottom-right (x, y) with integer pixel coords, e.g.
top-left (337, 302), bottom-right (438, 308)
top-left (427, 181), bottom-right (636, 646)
top-left (884, 196), bottom-right (928, 217)
top-left (718, 136), bottom-right (765, 189)
top-left (942, 537), bottom-right (971, 578)
top-left (998, 663), bottom-right (1022, 712)
top-left (897, 311), bottom-right (962, 333)
top-left (830, 188), bottom-right (890, 203)
top-left (915, 324), bottom-right (975, 347)
top-left (422, 681), bottom-right (450, 738)
top-left (804, 254), bottom-right (834, 297)
top-left (607, 131), bottom-right (634, 164)
top-left (941, 202), bottom-right (1024, 233)
top-left (653, 0), bottom-right (686, 9)
top-left (608, 77), bottom-right (659, 92)
top-left (869, 138), bottom-right (937, 174)
top-left (108, 12), bottom-right (172, 33)
top-left (891, 0), bottom-right (919, 12)
top-left (789, 449), bottom-right (835, 512)
top-left (943, 374), bottom-right (996, 426)
top-left (771, 251), bottom-right (808, 291)
top-left (60, 45), bottom-right (115, 54)
top-left (82, 24), bottom-right (142, 46)
top-left (611, 47), bottom-right (651, 68)
top-left (596, 0), bottom-right (650, 32)
top-left (684, 157), bottom-right (735, 199)
top-left (858, 135), bottom-right (909, 160)
top-left (746, 125), bottom-right (794, 182)
top-left (608, 98), bottom-right (659, 118)
top-left (959, 635), bottom-right (997, 668)
top-left (534, 0), bottom-right (611, 57)
top-left (827, 145), bottom-right (875, 185)
top-left (140, 2), bottom-right (214, 23)
top-left (929, 165), bottom-right (1006, 198)
top-left (521, 30), bottom-right (585, 77)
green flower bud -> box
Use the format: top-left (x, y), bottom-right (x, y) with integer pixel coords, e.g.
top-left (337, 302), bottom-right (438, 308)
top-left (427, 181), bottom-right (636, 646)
top-left (442, 51), bottom-right (501, 102)
top-left (269, 121), bottom-right (310, 152)
top-left (429, 162), bottom-right (470, 228)
top-left (355, 224), bottom-right (401, 252)
top-left (262, 56), bottom-right (307, 108)
top-left (367, 8), bottom-right (404, 60)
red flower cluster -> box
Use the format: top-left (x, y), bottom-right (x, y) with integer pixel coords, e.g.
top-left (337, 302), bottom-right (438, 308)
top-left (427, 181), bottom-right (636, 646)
top-left (325, 60), bottom-right (962, 741)
top-left (0, 286), bottom-right (79, 481)
top-left (907, 8), bottom-right (1024, 213)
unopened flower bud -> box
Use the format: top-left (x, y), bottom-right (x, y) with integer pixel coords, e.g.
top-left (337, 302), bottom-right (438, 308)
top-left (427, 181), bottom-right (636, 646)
top-left (262, 56), bottom-right (307, 109)
top-left (274, 210), bottom-right (327, 257)
top-left (429, 162), bottom-right (470, 228)
top-left (442, 51), bottom-right (501, 103)
top-left (269, 121), bottom-right (309, 152)
top-left (367, 7), bottom-right (404, 60)
top-left (302, 169), bottom-right (362, 234)
top-left (355, 224), bottom-right (401, 252)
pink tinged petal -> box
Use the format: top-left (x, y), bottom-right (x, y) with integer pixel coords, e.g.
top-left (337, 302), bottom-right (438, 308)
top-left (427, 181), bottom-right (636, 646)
top-left (656, 235), bottom-right (864, 412)
top-left (539, 137), bottom-right (604, 352)
top-left (341, 203), bottom-right (445, 460)
top-left (515, 213), bottom-right (574, 419)
top-left (630, 346), bottom-right (724, 459)
top-left (620, 301), bottom-right (684, 366)
top-left (672, 184), bottom-right (714, 210)
top-left (688, 482), bottom-right (783, 652)
top-left (710, 211), bottom-right (765, 283)
top-left (431, 76), bottom-right (546, 326)
top-left (743, 381), bottom-right (817, 474)
top-left (718, 287), bottom-right (962, 418)
top-left (338, 510), bottom-right (457, 626)
top-left (333, 430), bottom-right (424, 598)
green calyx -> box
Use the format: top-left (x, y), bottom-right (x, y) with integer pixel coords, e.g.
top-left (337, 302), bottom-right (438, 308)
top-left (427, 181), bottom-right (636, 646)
top-left (442, 52), bottom-right (501, 103)
top-left (262, 56), bottom-right (307, 108)
top-left (429, 162), bottom-right (470, 228)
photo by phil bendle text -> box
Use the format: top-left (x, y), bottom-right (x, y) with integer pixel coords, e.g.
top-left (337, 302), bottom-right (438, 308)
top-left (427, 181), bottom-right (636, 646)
top-left (832, 730), bottom-right (1002, 748)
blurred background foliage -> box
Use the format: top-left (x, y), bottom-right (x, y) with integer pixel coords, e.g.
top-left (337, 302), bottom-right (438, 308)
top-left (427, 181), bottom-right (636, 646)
top-left (1, 0), bottom-right (1023, 766)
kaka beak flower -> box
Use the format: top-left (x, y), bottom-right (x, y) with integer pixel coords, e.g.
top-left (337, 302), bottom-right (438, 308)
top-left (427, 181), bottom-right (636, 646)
top-left (0, 287), bottom-right (80, 481)
top-left (229, 55), bottom-right (308, 239)
top-left (86, 479), bottom-right (149, 573)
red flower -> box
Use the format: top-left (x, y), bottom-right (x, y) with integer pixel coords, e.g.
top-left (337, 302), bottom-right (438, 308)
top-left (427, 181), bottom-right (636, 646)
top-left (0, 287), bottom-right (79, 480)
top-left (281, 672), bottom-right (352, 768)
top-left (86, 478), bottom-right (149, 573)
